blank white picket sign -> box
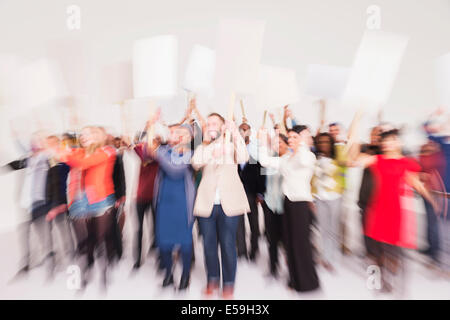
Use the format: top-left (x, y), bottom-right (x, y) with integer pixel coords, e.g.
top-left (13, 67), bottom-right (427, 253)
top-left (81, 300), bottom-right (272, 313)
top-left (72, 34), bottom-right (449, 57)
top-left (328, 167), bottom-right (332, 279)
top-left (305, 64), bottom-right (350, 100)
top-left (100, 61), bottom-right (133, 104)
top-left (15, 58), bottom-right (69, 110)
top-left (184, 45), bottom-right (215, 97)
top-left (97, 61), bottom-right (134, 134)
top-left (342, 30), bottom-right (409, 111)
top-left (435, 52), bottom-right (450, 109)
top-left (214, 19), bottom-right (265, 113)
top-left (255, 65), bottom-right (300, 110)
top-left (46, 38), bottom-right (93, 98)
top-left (133, 35), bottom-right (178, 99)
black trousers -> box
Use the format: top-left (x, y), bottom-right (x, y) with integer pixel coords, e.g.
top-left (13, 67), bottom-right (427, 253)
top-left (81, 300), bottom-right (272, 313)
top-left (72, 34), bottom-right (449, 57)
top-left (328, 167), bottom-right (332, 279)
top-left (261, 201), bottom-right (284, 271)
top-left (236, 193), bottom-right (260, 257)
top-left (361, 208), bottom-right (383, 259)
top-left (71, 209), bottom-right (115, 285)
top-left (283, 198), bottom-right (319, 292)
top-left (134, 200), bottom-right (155, 264)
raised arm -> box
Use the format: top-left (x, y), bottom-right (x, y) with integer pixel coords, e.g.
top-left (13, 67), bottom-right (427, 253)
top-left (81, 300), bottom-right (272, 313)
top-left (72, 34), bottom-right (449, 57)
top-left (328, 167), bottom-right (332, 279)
top-left (257, 128), bottom-right (283, 169)
top-left (406, 171), bottom-right (438, 212)
top-left (155, 145), bottom-right (191, 179)
top-left (191, 97), bottom-right (206, 131)
top-left (63, 147), bottom-right (116, 170)
top-left (316, 99), bottom-right (326, 136)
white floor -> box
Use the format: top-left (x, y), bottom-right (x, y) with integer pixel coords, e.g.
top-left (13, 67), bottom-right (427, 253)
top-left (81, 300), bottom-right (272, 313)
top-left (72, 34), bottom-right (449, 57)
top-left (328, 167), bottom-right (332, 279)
top-left (1, 226), bottom-right (449, 300)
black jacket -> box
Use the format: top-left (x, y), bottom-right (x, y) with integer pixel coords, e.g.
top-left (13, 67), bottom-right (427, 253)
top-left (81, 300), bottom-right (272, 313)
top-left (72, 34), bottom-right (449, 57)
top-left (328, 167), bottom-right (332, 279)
top-left (46, 163), bottom-right (70, 208)
top-left (237, 155), bottom-right (266, 196)
top-left (113, 153), bottom-right (126, 200)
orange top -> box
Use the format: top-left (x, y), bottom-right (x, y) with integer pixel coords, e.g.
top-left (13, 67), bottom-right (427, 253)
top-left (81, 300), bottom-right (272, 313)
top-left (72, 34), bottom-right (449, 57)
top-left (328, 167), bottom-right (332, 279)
top-left (64, 146), bottom-right (117, 204)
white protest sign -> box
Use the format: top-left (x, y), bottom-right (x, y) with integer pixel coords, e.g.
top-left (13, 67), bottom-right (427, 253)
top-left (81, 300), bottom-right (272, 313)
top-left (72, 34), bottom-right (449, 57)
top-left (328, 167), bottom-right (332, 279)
top-left (255, 65), bottom-right (300, 110)
top-left (305, 64), bottom-right (350, 99)
top-left (14, 58), bottom-right (69, 110)
top-left (133, 35), bottom-right (178, 99)
top-left (342, 30), bottom-right (409, 110)
top-left (184, 45), bottom-right (215, 97)
top-left (99, 61), bottom-right (133, 104)
top-left (46, 38), bottom-right (93, 98)
top-left (435, 52), bottom-right (450, 109)
top-left (213, 19), bottom-right (265, 115)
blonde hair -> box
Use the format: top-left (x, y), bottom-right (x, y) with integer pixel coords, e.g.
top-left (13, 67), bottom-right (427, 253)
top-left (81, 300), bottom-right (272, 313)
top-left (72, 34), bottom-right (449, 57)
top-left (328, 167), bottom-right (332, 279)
top-left (82, 126), bottom-right (106, 155)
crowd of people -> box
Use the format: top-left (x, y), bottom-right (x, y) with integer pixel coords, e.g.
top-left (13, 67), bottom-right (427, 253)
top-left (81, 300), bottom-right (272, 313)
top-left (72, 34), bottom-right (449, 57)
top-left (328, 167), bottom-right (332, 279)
top-left (2, 98), bottom-right (449, 299)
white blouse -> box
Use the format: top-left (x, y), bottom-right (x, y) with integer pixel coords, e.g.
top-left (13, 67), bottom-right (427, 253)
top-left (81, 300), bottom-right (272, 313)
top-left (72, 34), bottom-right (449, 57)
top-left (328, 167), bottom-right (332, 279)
top-left (259, 144), bottom-right (316, 202)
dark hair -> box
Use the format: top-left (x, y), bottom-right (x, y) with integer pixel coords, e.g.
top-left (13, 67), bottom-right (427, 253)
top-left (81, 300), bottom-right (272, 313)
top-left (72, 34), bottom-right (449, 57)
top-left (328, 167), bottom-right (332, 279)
top-left (239, 123), bottom-right (251, 130)
top-left (314, 132), bottom-right (336, 159)
top-left (289, 125), bottom-right (308, 135)
top-left (278, 133), bottom-right (288, 145)
top-left (62, 132), bottom-right (76, 140)
top-left (380, 129), bottom-right (400, 141)
top-left (329, 122), bottom-right (340, 128)
top-left (207, 112), bottom-right (225, 123)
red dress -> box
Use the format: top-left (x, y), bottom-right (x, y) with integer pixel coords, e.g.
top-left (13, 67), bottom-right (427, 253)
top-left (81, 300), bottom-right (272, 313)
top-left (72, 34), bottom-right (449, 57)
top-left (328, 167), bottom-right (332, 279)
top-left (365, 155), bottom-right (421, 248)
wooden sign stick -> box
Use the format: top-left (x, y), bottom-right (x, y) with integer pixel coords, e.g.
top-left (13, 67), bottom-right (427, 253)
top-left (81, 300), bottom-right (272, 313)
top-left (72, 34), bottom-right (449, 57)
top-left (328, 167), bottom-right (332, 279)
top-left (278, 107), bottom-right (287, 135)
top-left (225, 92), bottom-right (236, 142)
top-left (147, 99), bottom-right (156, 148)
top-left (262, 110), bottom-right (267, 127)
top-left (240, 99), bottom-right (246, 122)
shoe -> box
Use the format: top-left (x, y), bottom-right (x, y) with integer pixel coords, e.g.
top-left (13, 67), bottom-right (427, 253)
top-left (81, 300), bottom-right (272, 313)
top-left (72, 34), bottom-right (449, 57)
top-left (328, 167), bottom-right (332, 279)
top-left (178, 275), bottom-right (190, 290)
top-left (321, 260), bottom-right (335, 273)
top-left (18, 265), bottom-right (29, 274)
top-left (249, 250), bottom-right (258, 262)
top-left (341, 245), bottom-right (352, 256)
top-left (222, 285), bottom-right (234, 299)
top-left (162, 274), bottom-right (174, 287)
top-left (203, 282), bottom-right (219, 296)
top-left (270, 266), bottom-right (279, 279)
top-left (133, 261), bottom-right (141, 269)
top-left (287, 279), bottom-right (295, 289)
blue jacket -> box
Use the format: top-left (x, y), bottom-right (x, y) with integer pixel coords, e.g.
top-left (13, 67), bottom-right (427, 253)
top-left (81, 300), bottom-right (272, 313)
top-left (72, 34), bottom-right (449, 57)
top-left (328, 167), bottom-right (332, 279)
top-left (153, 144), bottom-right (196, 225)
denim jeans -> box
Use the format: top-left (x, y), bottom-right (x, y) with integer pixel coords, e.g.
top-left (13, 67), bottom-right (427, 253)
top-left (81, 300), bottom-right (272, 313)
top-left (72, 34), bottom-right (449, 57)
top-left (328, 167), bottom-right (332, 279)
top-left (198, 205), bottom-right (240, 287)
top-left (69, 193), bottom-right (115, 219)
top-left (424, 198), bottom-right (440, 261)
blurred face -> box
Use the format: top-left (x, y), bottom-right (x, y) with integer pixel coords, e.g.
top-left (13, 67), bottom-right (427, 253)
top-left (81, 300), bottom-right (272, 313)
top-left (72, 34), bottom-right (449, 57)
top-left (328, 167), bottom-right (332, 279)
top-left (288, 131), bottom-right (301, 150)
top-left (421, 141), bottom-right (439, 155)
top-left (317, 135), bottom-right (332, 155)
top-left (329, 124), bottom-right (340, 141)
top-left (381, 135), bottom-right (401, 154)
top-left (168, 125), bottom-right (179, 146)
top-left (177, 127), bottom-right (192, 146)
top-left (239, 124), bottom-right (251, 144)
top-left (207, 115), bottom-right (224, 140)
top-left (114, 138), bottom-right (122, 149)
top-left (370, 127), bottom-right (382, 146)
top-left (79, 128), bottom-right (93, 147)
top-left (278, 138), bottom-right (288, 156)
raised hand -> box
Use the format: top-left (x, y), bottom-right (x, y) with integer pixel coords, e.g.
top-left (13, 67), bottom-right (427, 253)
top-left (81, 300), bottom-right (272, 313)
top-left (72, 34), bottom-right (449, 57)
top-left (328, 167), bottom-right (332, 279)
top-left (257, 127), bottom-right (269, 146)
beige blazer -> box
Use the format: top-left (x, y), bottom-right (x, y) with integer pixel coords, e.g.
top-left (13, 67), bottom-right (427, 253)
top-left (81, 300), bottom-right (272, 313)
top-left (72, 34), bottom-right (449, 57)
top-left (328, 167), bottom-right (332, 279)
top-left (191, 134), bottom-right (250, 217)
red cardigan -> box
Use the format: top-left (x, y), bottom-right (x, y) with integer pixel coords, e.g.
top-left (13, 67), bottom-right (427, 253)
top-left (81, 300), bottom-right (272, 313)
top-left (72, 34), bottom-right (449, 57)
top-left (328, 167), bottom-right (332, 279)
top-left (65, 146), bottom-right (117, 204)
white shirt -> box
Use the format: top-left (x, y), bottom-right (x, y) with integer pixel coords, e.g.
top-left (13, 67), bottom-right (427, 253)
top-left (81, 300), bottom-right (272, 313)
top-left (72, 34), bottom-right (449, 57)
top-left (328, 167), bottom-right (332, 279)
top-left (259, 144), bottom-right (316, 202)
top-left (264, 164), bottom-right (284, 214)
